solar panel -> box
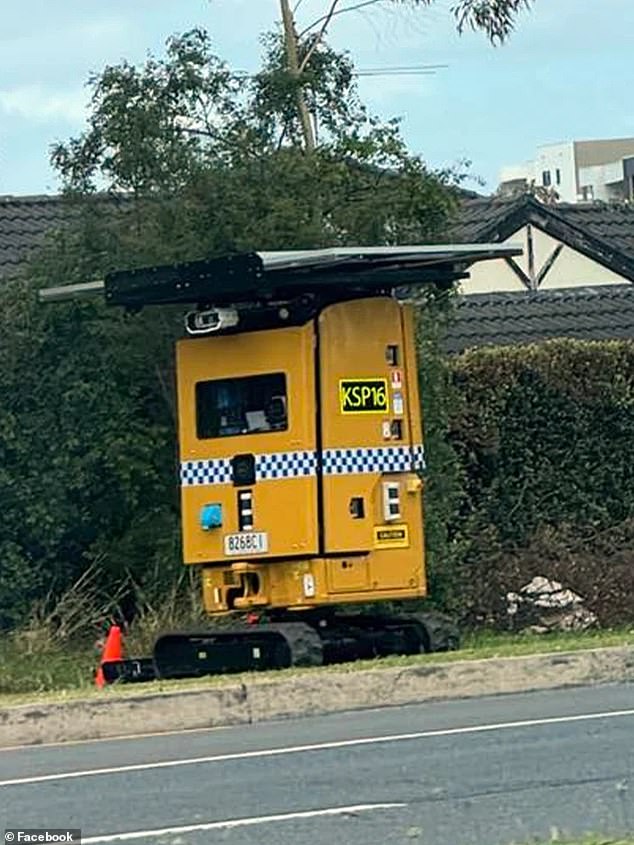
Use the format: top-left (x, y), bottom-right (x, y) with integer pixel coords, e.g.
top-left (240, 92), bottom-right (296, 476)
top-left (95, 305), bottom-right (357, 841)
top-left (38, 243), bottom-right (522, 308)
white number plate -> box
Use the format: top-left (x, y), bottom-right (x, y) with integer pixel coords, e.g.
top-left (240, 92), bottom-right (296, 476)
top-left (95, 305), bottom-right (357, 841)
top-left (224, 531), bottom-right (269, 556)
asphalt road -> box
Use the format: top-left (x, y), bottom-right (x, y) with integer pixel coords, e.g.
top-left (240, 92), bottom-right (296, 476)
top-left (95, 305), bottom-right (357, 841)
top-left (2, 684), bottom-right (633, 845)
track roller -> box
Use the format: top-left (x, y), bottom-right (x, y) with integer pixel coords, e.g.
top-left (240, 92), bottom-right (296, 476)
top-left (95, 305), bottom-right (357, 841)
top-left (309, 608), bottom-right (459, 664)
top-left (152, 621), bottom-right (323, 679)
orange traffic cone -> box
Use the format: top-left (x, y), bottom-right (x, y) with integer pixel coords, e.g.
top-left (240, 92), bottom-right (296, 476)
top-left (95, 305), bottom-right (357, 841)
top-left (95, 624), bottom-right (123, 688)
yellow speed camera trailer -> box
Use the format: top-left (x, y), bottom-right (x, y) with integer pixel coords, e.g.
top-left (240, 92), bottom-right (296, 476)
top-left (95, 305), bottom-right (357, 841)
top-left (40, 244), bottom-right (521, 681)
top-left (178, 296), bottom-right (425, 609)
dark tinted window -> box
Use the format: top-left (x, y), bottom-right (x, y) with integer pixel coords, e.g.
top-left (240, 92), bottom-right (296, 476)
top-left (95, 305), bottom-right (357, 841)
top-left (196, 373), bottom-right (288, 439)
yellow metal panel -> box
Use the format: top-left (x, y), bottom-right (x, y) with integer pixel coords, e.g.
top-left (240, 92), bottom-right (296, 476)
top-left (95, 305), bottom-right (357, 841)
top-left (396, 302), bottom-right (427, 596)
top-left (176, 322), bottom-right (318, 564)
top-left (201, 553), bottom-right (426, 614)
top-left (180, 479), bottom-right (318, 563)
top-left (201, 559), bottom-right (326, 612)
top-left (319, 298), bottom-right (412, 447)
top-left (179, 295), bottom-right (428, 616)
top-left (401, 303), bottom-right (424, 451)
top-left (318, 298), bottom-right (416, 553)
top-left (177, 323), bottom-right (316, 461)
top-left (326, 558), bottom-right (370, 593)
top-left (368, 545), bottom-right (426, 594)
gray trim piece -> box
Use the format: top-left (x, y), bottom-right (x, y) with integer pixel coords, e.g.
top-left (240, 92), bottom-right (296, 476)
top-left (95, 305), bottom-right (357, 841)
top-left (38, 280), bottom-right (105, 302)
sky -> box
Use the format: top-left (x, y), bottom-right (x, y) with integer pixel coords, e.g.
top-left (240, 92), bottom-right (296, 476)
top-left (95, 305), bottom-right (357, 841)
top-left (1, 0), bottom-right (633, 196)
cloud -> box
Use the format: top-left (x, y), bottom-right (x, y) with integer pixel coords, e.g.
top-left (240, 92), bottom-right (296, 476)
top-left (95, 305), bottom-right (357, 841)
top-left (0, 13), bottom-right (130, 83)
top-left (0, 85), bottom-right (88, 124)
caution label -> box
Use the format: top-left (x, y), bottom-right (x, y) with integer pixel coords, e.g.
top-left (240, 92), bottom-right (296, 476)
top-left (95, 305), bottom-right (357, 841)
top-left (339, 379), bottom-right (388, 414)
top-left (373, 524), bottom-right (410, 549)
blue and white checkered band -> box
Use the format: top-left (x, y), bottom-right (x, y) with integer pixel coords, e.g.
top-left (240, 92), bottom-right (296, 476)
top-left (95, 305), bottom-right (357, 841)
top-left (181, 457), bottom-right (232, 486)
top-left (180, 450), bottom-right (317, 487)
top-left (181, 444), bottom-right (424, 486)
top-left (412, 443), bottom-right (426, 472)
top-left (322, 444), bottom-right (425, 476)
top-left (256, 450), bottom-right (317, 480)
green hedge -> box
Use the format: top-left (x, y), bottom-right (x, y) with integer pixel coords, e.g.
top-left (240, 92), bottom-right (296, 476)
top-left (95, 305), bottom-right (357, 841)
top-left (0, 269), bottom-right (181, 630)
top-left (441, 339), bottom-right (634, 627)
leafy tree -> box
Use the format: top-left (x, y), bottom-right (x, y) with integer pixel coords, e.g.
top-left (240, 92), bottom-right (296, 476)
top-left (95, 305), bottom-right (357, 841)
top-left (51, 28), bottom-right (458, 257)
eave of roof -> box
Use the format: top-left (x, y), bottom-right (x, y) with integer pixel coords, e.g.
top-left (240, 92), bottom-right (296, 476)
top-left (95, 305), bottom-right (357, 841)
top-left (450, 194), bottom-right (634, 283)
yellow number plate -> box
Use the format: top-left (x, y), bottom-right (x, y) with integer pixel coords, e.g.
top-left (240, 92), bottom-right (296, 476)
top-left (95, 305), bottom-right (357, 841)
top-left (339, 379), bottom-right (388, 414)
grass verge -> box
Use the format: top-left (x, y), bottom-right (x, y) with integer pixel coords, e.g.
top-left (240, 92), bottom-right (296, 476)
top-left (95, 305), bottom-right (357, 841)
top-left (0, 627), bottom-right (632, 709)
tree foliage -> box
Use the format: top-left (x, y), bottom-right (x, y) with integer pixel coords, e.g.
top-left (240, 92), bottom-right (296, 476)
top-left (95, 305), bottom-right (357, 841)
top-left (0, 248), bottom-right (181, 628)
top-left (415, 0), bottom-right (535, 43)
top-left (51, 28), bottom-right (459, 260)
top-left (414, 289), bottom-right (466, 613)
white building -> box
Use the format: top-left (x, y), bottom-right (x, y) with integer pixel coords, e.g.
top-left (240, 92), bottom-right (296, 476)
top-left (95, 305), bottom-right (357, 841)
top-left (499, 138), bottom-right (634, 204)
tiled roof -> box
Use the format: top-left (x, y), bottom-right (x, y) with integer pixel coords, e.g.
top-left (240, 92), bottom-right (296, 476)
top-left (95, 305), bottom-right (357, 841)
top-left (3, 189), bottom-right (634, 287)
top-left (448, 194), bottom-right (634, 281)
top-left (448, 196), bottom-right (519, 243)
top-left (0, 194), bottom-right (73, 279)
top-left (0, 188), bottom-right (483, 281)
top-left (552, 202), bottom-right (634, 259)
top-left (445, 285), bottom-right (634, 354)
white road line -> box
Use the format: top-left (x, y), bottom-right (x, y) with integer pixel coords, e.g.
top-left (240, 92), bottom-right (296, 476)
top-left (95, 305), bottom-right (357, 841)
top-left (81, 803), bottom-right (407, 843)
top-left (2, 707), bottom-right (633, 788)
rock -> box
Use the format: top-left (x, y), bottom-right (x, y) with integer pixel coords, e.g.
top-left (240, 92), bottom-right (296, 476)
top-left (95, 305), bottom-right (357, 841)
top-left (506, 576), bottom-right (597, 633)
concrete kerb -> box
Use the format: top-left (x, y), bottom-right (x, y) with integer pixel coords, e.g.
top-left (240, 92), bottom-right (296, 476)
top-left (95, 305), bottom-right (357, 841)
top-left (1, 645), bottom-right (633, 748)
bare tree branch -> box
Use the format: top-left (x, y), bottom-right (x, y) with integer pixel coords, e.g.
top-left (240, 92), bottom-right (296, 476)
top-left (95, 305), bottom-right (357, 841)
top-left (175, 125), bottom-right (216, 139)
top-left (276, 122), bottom-right (290, 150)
top-left (299, 0), bottom-right (341, 72)
top-left (298, 0), bottom-right (382, 38)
